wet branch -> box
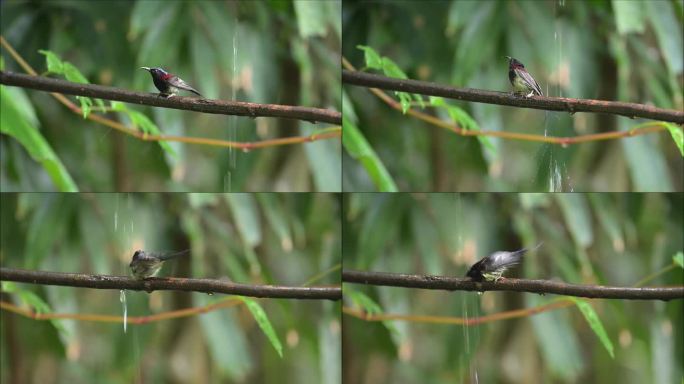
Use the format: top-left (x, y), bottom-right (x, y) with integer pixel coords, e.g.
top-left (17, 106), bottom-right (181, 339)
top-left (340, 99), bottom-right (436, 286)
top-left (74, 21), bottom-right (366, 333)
top-left (0, 71), bottom-right (341, 124)
top-left (1, 268), bottom-right (341, 301)
top-left (343, 270), bottom-right (684, 301)
top-left (342, 70), bottom-right (684, 124)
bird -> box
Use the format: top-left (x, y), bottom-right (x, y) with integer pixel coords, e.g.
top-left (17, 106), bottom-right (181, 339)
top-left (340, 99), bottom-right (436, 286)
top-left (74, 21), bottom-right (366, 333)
top-left (140, 67), bottom-right (202, 98)
top-left (505, 56), bottom-right (543, 97)
top-left (466, 242), bottom-right (542, 282)
top-left (129, 249), bottom-right (189, 279)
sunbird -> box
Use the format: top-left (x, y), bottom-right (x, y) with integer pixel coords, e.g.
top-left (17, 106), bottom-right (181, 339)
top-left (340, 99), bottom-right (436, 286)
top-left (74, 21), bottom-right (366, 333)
top-left (129, 249), bottom-right (189, 279)
top-left (505, 56), bottom-right (543, 97)
top-left (141, 67), bottom-right (202, 98)
top-left (466, 243), bottom-right (542, 282)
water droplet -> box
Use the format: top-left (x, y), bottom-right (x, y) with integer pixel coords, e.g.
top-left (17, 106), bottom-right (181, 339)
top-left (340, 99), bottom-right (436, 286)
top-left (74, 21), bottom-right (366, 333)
top-left (477, 291), bottom-right (483, 296)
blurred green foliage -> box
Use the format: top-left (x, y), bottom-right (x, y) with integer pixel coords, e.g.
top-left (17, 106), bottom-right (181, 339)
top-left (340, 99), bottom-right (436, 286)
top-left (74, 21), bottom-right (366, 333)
top-left (342, 193), bottom-right (683, 383)
top-left (0, 0), bottom-right (341, 191)
top-left (342, 0), bottom-right (683, 192)
top-left (0, 192), bottom-right (341, 383)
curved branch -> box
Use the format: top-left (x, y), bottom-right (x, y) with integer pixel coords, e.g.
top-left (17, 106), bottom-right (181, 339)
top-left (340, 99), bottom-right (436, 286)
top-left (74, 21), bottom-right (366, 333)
top-left (0, 71), bottom-right (341, 125)
top-left (1, 268), bottom-right (341, 301)
top-left (342, 70), bottom-right (684, 124)
top-left (342, 270), bottom-right (684, 301)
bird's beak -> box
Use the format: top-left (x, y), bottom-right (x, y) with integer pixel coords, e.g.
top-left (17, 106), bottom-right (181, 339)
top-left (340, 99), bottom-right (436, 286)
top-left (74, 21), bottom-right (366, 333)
top-left (140, 67), bottom-right (150, 71)
top-left (504, 56), bottom-right (512, 61)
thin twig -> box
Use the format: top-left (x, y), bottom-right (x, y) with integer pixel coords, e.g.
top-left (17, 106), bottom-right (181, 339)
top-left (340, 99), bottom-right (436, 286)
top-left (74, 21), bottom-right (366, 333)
top-left (342, 69), bottom-right (684, 124)
top-left (1, 268), bottom-right (342, 301)
top-left (342, 270), bottom-right (684, 301)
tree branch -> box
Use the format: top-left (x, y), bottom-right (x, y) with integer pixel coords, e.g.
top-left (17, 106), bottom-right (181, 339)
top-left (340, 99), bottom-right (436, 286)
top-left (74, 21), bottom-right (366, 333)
top-left (343, 270), bottom-right (684, 301)
top-left (0, 71), bottom-right (342, 125)
top-left (342, 70), bottom-right (684, 124)
top-left (1, 268), bottom-right (341, 301)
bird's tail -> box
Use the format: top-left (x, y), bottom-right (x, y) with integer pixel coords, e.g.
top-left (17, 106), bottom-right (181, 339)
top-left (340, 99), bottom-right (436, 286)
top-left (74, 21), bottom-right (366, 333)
top-left (513, 242), bottom-right (543, 258)
top-left (522, 242), bottom-right (543, 254)
top-left (158, 249), bottom-right (190, 261)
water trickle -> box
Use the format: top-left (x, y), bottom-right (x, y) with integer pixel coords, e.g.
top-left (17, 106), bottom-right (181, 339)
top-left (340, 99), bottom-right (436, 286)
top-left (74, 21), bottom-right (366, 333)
top-left (119, 289), bottom-right (127, 333)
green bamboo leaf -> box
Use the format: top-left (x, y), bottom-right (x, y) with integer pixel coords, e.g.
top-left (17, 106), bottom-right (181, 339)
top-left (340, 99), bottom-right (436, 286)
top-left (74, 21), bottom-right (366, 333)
top-left (0, 87), bottom-right (78, 191)
top-left (429, 96), bottom-right (495, 152)
top-left (2, 282), bottom-right (66, 335)
top-left (111, 102), bottom-right (175, 155)
top-left (380, 57), bottom-right (407, 79)
top-left (38, 50), bottom-right (64, 74)
top-left (664, 123), bottom-right (683, 157)
top-left (1, 282), bottom-right (51, 313)
top-left (345, 288), bottom-right (399, 338)
top-left (346, 289), bottom-right (382, 315)
top-left (356, 45), bottom-right (382, 70)
top-left (62, 62), bottom-right (88, 84)
top-left (238, 297), bottom-right (283, 358)
top-left (569, 298), bottom-right (615, 358)
top-left (673, 251), bottom-right (683, 268)
top-left (342, 115), bottom-right (398, 192)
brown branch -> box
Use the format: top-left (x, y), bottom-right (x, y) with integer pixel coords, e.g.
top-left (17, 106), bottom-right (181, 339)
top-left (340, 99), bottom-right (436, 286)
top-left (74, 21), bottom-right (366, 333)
top-left (342, 270), bottom-right (684, 301)
top-left (0, 70), bottom-right (341, 124)
top-left (0, 36), bottom-right (339, 150)
top-left (1, 268), bottom-right (341, 301)
top-left (342, 69), bottom-right (684, 124)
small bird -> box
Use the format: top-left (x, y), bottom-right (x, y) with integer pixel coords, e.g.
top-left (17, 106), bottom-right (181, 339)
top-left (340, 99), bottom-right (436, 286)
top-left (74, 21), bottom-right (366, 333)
top-left (140, 67), bottom-right (202, 98)
top-left (505, 56), bottom-right (543, 97)
top-left (129, 249), bottom-right (189, 279)
top-left (466, 242), bottom-right (542, 282)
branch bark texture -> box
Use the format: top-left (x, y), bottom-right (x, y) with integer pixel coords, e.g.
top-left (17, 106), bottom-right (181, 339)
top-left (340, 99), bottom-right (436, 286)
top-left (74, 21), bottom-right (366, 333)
top-left (343, 270), bottom-right (683, 301)
top-left (342, 70), bottom-right (684, 124)
top-left (0, 71), bottom-right (342, 124)
top-left (1, 268), bottom-right (341, 301)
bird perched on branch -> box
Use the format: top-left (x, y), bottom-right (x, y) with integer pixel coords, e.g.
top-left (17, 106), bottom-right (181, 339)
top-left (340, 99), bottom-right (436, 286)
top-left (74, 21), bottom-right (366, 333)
top-left (129, 249), bottom-right (189, 279)
top-left (466, 242), bottom-right (542, 282)
top-left (141, 67), bottom-right (202, 98)
top-left (505, 56), bottom-right (543, 97)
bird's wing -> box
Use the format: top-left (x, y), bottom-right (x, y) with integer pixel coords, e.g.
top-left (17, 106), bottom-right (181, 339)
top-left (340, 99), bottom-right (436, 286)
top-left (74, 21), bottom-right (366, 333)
top-left (487, 250), bottom-right (524, 270)
top-left (168, 76), bottom-right (202, 96)
top-left (515, 68), bottom-right (543, 96)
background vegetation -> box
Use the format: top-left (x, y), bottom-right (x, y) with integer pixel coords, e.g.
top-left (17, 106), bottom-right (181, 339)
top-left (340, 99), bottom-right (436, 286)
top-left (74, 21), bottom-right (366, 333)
top-left (0, 193), bottom-right (341, 383)
top-left (342, 193), bottom-right (683, 383)
top-left (1, 0), bottom-right (341, 192)
top-left (342, 0), bottom-right (683, 192)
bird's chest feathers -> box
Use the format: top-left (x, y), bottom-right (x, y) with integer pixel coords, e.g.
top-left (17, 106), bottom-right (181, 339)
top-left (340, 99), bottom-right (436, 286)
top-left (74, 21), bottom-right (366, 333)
top-left (153, 77), bottom-right (170, 92)
top-left (511, 73), bottom-right (530, 91)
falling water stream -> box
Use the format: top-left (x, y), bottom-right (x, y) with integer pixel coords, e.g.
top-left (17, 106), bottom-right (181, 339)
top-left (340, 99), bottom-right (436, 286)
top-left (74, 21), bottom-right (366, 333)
top-left (454, 194), bottom-right (481, 382)
top-left (224, 12), bottom-right (240, 192)
top-left (531, 0), bottom-right (573, 192)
